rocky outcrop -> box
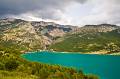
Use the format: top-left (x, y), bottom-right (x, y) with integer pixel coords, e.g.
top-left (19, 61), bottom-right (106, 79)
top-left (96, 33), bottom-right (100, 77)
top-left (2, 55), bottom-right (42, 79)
top-left (2, 21), bottom-right (42, 50)
top-left (0, 18), bottom-right (75, 50)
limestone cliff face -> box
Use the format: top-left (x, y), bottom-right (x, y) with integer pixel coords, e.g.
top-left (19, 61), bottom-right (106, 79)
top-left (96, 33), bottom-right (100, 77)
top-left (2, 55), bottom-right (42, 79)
top-left (0, 18), bottom-right (74, 50)
top-left (30, 21), bottom-right (74, 46)
top-left (1, 21), bottom-right (42, 50)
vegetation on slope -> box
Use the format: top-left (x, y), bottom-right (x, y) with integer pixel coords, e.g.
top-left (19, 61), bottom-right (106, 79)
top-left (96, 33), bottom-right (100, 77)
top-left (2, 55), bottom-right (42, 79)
top-left (0, 44), bottom-right (99, 79)
top-left (49, 29), bottom-right (120, 54)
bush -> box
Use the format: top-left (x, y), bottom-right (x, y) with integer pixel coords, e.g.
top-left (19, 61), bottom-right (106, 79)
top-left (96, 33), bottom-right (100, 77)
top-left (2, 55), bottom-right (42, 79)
top-left (5, 60), bottom-right (19, 71)
top-left (0, 62), bottom-right (4, 70)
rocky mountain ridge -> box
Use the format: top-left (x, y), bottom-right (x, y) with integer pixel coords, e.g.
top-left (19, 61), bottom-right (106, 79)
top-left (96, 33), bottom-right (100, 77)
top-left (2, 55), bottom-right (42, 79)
top-left (0, 18), bottom-right (76, 50)
top-left (73, 24), bottom-right (120, 34)
top-left (0, 18), bottom-right (120, 53)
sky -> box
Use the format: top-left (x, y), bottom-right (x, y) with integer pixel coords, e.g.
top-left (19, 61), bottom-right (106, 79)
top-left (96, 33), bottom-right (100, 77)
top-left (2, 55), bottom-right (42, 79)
top-left (0, 0), bottom-right (120, 26)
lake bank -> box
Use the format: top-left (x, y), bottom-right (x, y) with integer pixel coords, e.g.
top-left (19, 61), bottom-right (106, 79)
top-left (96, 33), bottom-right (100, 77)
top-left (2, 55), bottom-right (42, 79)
top-left (21, 51), bottom-right (120, 79)
top-left (23, 50), bottom-right (120, 56)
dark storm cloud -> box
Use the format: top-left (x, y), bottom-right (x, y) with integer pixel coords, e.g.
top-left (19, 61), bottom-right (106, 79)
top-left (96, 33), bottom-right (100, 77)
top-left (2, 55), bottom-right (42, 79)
top-left (0, 0), bottom-right (87, 19)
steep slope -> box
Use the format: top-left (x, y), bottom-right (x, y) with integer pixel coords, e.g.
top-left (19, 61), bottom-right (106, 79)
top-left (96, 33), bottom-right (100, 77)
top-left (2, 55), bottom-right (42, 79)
top-left (0, 20), bottom-right (42, 51)
top-left (0, 18), bottom-right (75, 51)
top-left (31, 21), bottom-right (75, 47)
top-left (49, 24), bottom-right (120, 54)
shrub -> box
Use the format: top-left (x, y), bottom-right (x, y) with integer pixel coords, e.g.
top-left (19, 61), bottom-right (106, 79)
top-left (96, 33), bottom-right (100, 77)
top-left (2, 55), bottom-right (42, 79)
top-left (5, 60), bottom-right (19, 71)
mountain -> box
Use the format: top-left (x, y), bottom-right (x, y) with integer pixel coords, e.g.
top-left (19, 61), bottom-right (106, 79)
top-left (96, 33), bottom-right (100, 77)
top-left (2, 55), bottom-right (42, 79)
top-left (0, 18), bottom-right (76, 51)
top-left (49, 24), bottom-right (120, 54)
top-left (0, 18), bottom-right (120, 54)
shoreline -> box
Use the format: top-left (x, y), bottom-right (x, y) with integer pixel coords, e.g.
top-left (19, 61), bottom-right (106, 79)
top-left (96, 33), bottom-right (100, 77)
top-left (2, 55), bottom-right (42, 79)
top-left (22, 50), bottom-right (120, 56)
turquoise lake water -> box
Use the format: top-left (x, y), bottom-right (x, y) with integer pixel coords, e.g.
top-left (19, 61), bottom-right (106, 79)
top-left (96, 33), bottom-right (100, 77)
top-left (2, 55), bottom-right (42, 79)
top-left (21, 51), bottom-right (120, 79)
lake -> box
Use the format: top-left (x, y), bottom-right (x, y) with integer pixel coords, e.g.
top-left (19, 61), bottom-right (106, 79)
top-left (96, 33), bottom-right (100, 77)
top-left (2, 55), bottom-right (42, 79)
top-left (21, 51), bottom-right (120, 79)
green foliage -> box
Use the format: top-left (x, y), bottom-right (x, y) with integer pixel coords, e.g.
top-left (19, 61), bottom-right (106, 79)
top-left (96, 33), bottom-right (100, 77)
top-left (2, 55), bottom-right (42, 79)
top-left (0, 45), bottom-right (99, 79)
top-left (0, 70), bottom-right (37, 79)
top-left (5, 60), bottom-right (19, 71)
top-left (0, 62), bottom-right (4, 70)
top-left (49, 29), bottom-right (120, 53)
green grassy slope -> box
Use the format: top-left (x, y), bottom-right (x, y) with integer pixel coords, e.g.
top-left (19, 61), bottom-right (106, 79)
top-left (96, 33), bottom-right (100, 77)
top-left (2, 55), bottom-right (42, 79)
top-left (49, 29), bottom-right (120, 53)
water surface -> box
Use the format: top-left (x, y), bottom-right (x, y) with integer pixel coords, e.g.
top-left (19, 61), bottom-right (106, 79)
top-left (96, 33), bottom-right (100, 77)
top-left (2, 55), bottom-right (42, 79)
top-left (21, 51), bottom-right (120, 79)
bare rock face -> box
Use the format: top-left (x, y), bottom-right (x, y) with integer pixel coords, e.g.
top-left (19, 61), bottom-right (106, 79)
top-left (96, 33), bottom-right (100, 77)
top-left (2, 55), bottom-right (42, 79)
top-left (49, 28), bottom-right (65, 37)
top-left (0, 18), bottom-right (74, 50)
top-left (2, 21), bottom-right (42, 50)
top-left (30, 21), bottom-right (74, 47)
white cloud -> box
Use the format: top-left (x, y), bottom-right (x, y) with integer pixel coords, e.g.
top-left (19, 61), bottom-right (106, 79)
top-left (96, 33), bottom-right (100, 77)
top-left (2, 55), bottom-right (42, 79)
top-left (77, 0), bottom-right (120, 25)
top-left (0, 0), bottom-right (120, 26)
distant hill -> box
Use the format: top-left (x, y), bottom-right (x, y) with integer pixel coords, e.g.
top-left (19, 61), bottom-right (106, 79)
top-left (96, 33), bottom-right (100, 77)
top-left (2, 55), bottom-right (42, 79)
top-left (49, 24), bottom-right (120, 54)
